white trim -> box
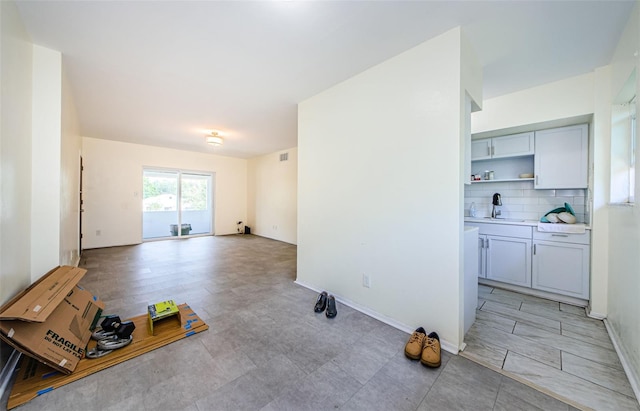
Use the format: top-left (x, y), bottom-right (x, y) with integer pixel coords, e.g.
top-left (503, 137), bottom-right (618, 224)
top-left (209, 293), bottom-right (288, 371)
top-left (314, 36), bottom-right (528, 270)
top-left (0, 350), bottom-right (21, 405)
top-left (294, 280), bottom-right (460, 354)
top-left (604, 319), bottom-right (640, 406)
top-left (586, 308), bottom-right (607, 320)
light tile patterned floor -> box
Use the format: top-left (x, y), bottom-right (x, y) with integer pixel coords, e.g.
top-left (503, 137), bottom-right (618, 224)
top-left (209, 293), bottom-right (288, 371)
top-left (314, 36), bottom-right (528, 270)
top-left (461, 284), bottom-right (639, 410)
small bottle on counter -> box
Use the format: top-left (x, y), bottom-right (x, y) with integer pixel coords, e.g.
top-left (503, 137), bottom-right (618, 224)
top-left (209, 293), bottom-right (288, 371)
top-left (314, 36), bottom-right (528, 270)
top-left (489, 171), bottom-right (494, 180)
top-left (469, 202), bottom-right (477, 217)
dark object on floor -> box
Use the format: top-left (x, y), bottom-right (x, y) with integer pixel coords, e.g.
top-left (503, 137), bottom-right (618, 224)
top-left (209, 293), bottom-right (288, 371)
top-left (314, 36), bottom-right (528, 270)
top-left (325, 295), bottom-right (337, 318)
top-left (91, 315), bottom-right (129, 340)
top-left (404, 327), bottom-right (426, 360)
top-left (314, 291), bottom-right (328, 313)
top-left (88, 318), bottom-right (136, 359)
top-left (421, 331), bottom-right (441, 368)
top-left (244, 226), bottom-right (251, 234)
top-left (170, 223), bottom-right (192, 236)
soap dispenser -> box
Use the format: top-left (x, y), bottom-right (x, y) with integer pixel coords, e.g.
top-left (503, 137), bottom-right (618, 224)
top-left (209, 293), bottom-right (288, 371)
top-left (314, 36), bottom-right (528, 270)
top-left (469, 202), bottom-right (477, 217)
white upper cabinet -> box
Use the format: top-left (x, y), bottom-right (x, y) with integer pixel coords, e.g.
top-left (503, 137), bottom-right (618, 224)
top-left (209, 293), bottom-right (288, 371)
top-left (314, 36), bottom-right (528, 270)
top-left (471, 132), bottom-right (534, 161)
top-left (534, 124), bottom-right (588, 189)
top-left (471, 139), bottom-right (492, 160)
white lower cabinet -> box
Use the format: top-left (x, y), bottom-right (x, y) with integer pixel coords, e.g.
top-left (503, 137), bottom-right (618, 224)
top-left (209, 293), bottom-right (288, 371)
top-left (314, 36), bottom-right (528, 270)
top-left (532, 231), bottom-right (590, 299)
top-left (486, 235), bottom-right (532, 287)
top-left (467, 222), bottom-right (590, 301)
top-left (472, 223), bottom-right (532, 286)
top-left (478, 235), bottom-right (487, 278)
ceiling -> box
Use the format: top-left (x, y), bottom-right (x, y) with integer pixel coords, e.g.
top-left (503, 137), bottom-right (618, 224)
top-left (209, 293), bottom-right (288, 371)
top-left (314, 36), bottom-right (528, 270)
top-left (15, 1), bottom-right (635, 159)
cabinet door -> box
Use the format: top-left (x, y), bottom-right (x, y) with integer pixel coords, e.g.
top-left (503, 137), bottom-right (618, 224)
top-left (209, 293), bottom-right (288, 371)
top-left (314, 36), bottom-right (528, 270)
top-left (471, 139), bottom-right (491, 160)
top-left (532, 240), bottom-right (590, 299)
top-left (492, 132), bottom-right (534, 158)
top-left (478, 235), bottom-right (487, 278)
top-left (534, 124), bottom-right (588, 189)
top-left (486, 235), bottom-right (531, 287)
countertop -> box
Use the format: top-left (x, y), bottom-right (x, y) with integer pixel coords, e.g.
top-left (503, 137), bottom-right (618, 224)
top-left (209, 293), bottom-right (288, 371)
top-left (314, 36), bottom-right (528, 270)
top-left (464, 217), bottom-right (591, 230)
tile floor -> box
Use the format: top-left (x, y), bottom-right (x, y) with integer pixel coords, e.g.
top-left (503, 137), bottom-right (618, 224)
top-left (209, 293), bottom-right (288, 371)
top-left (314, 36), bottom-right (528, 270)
top-left (461, 284), bottom-right (639, 410)
top-left (0, 235), bottom-right (604, 410)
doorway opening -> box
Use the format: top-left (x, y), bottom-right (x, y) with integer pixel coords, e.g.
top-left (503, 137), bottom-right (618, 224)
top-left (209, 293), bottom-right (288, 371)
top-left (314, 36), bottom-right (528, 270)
top-left (142, 169), bottom-right (214, 240)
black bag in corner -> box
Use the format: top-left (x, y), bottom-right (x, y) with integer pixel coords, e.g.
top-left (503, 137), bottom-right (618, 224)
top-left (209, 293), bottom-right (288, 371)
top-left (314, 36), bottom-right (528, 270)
top-left (244, 226), bottom-right (251, 234)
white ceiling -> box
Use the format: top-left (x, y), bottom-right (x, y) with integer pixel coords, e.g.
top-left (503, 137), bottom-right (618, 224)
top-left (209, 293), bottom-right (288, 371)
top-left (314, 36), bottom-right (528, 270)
top-left (15, 1), bottom-right (635, 159)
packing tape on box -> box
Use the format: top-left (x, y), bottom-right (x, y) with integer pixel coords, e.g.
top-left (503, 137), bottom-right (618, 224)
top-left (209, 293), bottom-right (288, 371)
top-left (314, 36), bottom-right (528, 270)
top-left (8, 328), bottom-right (14, 338)
top-left (33, 305), bottom-right (41, 313)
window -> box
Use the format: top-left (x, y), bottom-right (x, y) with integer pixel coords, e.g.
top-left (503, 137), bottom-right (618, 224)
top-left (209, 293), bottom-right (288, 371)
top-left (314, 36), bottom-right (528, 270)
top-left (611, 70), bottom-right (636, 204)
top-left (142, 169), bottom-right (214, 239)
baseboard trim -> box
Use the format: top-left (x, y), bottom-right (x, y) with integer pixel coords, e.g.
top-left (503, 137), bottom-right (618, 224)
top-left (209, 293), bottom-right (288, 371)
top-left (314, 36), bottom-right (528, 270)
top-left (294, 280), bottom-right (459, 355)
top-left (604, 319), bottom-right (640, 406)
top-left (586, 309), bottom-right (606, 320)
top-left (0, 350), bottom-right (20, 405)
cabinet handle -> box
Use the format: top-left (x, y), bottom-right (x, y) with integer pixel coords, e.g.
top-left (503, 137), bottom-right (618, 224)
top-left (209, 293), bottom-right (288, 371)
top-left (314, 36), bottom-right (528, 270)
top-left (491, 146), bottom-right (495, 156)
top-left (533, 244), bottom-right (536, 255)
top-left (551, 234), bottom-right (569, 237)
top-left (487, 146), bottom-right (491, 156)
top-left (486, 239), bottom-right (489, 249)
top-left (535, 175), bottom-right (538, 185)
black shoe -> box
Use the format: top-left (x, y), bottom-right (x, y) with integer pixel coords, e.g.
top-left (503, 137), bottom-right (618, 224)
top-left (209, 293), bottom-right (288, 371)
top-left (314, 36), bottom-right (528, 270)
top-left (314, 291), bottom-right (328, 313)
top-left (325, 295), bottom-right (337, 318)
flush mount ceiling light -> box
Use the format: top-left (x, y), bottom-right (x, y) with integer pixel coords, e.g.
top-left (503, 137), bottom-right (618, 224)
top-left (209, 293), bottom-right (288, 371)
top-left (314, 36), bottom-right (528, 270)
top-left (205, 131), bottom-right (224, 146)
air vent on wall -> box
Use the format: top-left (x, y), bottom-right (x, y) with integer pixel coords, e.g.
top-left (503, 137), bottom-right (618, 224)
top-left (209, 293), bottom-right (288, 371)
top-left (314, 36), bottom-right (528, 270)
top-left (279, 153), bottom-right (288, 162)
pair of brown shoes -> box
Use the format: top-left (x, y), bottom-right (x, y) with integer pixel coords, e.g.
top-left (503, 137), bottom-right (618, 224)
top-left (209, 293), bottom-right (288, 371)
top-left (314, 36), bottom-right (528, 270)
top-left (404, 327), bottom-right (441, 368)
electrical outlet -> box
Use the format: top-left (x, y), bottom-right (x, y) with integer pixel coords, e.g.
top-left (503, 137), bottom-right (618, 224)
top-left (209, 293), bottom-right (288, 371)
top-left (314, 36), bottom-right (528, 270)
top-left (363, 274), bottom-right (371, 288)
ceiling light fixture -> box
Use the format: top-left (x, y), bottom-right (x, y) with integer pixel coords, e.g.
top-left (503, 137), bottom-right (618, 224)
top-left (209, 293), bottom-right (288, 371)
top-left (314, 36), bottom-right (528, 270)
top-left (206, 131), bottom-right (224, 146)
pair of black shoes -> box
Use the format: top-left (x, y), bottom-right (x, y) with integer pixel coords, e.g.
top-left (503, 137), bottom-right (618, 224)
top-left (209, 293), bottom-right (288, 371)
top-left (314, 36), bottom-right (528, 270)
top-left (314, 291), bottom-right (337, 318)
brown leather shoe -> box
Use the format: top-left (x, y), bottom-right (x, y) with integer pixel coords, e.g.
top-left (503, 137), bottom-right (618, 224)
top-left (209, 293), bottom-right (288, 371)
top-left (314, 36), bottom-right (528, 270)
top-left (404, 327), bottom-right (426, 360)
top-left (421, 331), bottom-right (441, 368)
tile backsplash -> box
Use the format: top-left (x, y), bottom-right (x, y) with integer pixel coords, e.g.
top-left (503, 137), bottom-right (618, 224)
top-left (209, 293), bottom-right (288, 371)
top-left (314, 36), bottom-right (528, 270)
top-left (464, 181), bottom-right (588, 223)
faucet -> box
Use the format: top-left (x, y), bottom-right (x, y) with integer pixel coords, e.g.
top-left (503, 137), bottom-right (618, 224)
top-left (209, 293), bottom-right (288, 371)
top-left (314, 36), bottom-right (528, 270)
top-left (491, 193), bottom-right (502, 218)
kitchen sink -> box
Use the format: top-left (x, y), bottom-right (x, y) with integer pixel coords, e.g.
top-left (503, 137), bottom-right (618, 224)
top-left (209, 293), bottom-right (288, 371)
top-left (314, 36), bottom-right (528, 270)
top-left (483, 217), bottom-right (525, 222)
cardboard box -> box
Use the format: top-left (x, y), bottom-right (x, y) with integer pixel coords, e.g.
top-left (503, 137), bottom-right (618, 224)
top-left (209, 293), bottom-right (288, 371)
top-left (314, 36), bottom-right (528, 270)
top-left (7, 303), bottom-right (208, 410)
top-left (0, 266), bottom-right (104, 374)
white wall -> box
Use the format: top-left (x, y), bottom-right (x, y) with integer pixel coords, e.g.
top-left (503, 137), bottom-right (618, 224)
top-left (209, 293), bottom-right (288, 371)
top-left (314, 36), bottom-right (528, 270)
top-left (298, 27), bottom-right (481, 352)
top-left (30, 45), bottom-right (61, 282)
top-left (472, 73), bottom-right (595, 135)
top-left (82, 137), bottom-right (247, 249)
top-left (606, 1), bottom-right (640, 396)
top-left (0, 0), bottom-right (33, 305)
top-left (247, 147), bottom-right (297, 244)
top-left (60, 66), bottom-right (82, 267)
top-left (591, 65), bottom-right (611, 319)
